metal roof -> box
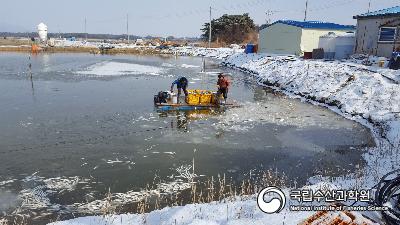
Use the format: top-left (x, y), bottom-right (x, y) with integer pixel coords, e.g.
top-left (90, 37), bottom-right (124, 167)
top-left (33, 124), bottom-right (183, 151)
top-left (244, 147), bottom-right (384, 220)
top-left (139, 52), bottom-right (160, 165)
top-left (354, 6), bottom-right (400, 19)
top-left (267, 20), bottom-right (355, 30)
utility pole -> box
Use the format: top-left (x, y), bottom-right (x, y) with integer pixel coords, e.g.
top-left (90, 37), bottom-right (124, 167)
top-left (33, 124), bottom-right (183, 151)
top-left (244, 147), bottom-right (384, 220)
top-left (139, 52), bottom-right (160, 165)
top-left (127, 14), bottom-right (130, 44)
top-left (367, 0), bottom-right (371, 13)
top-left (209, 6), bottom-right (212, 48)
top-left (304, 0), bottom-right (309, 22)
top-left (393, 25), bottom-right (399, 52)
top-left (85, 17), bottom-right (87, 42)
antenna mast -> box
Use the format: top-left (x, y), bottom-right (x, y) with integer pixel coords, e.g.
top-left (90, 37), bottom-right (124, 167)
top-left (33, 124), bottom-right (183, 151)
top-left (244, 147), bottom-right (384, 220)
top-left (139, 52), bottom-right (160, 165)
top-left (266, 10), bottom-right (273, 25)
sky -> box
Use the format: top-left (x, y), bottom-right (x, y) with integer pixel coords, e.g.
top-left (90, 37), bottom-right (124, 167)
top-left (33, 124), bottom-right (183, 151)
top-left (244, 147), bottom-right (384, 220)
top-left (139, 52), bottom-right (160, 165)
top-left (0, 0), bottom-right (399, 37)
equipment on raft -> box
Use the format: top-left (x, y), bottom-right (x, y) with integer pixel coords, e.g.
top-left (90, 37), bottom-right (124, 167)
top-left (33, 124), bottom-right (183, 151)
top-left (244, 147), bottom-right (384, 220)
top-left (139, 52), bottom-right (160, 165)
top-left (154, 89), bottom-right (238, 111)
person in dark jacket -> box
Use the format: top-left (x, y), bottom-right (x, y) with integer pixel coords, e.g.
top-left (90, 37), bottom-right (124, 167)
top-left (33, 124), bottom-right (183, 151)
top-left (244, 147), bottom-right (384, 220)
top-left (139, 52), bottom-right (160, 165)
top-left (217, 73), bottom-right (230, 104)
top-left (171, 76), bottom-right (188, 103)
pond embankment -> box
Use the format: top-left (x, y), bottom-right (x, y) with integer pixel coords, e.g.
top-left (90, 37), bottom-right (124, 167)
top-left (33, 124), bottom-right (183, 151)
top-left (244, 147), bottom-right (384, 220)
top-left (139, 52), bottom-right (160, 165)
top-left (44, 49), bottom-right (400, 225)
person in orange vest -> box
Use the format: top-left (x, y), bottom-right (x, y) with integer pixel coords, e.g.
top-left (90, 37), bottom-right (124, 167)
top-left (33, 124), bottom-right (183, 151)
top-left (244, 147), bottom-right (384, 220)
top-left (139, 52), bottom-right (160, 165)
top-left (217, 73), bottom-right (230, 104)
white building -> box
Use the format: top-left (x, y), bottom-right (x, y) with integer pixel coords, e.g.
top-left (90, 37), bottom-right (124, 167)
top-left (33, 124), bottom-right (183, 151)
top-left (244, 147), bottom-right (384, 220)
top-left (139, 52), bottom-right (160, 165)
top-left (354, 6), bottom-right (400, 57)
top-left (258, 20), bottom-right (355, 55)
top-left (37, 22), bottom-right (48, 43)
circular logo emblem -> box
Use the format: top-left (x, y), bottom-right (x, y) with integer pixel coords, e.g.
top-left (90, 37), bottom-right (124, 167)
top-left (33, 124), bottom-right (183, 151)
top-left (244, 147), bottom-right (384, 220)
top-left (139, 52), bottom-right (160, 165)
top-left (257, 187), bottom-right (286, 214)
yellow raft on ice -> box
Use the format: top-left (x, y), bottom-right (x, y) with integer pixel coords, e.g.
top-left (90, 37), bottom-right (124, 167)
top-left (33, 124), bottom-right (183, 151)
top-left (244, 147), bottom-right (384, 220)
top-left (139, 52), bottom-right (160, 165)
top-left (154, 89), bottom-right (239, 111)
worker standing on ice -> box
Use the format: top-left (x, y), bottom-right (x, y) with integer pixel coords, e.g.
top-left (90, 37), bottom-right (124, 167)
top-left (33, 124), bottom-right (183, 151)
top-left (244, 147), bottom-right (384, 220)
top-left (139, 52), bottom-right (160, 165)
top-left (171, 76), bottom-right (188, 103)
top-left (217, 73), bottom-right (230, 104)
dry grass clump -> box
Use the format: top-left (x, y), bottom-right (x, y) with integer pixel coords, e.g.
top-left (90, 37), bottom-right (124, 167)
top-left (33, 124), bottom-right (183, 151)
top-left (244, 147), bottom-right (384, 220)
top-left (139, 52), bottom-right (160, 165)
top-left (129, 168), bottom-right (289, 216)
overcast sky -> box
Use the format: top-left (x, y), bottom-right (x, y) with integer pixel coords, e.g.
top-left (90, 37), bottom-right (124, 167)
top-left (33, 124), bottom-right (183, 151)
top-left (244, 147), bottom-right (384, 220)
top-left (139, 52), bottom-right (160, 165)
top-left (0, 0), bottom-right (399, 37)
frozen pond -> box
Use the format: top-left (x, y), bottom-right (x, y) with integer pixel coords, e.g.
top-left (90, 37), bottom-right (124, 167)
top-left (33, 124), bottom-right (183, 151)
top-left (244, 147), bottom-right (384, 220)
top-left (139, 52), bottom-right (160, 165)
top-left (0, 53), bottom-right (374, 224)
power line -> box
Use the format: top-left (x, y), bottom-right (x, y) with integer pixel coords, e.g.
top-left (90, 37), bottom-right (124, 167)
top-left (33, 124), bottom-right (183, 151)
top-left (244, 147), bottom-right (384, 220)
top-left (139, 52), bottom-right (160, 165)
top-left (138, 0), bottom-right (272, 21)
top-left (71, 0), bottom-right (365, 36)
top-left (308, 0), bottom-right (358, 12)
top-left (273, 0), bottom-right (363, 15)
top-left (88, 16), bottom-right (126, 24)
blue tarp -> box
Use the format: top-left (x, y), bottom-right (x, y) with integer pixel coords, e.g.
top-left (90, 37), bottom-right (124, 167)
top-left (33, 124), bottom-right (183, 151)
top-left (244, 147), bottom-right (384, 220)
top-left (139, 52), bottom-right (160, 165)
top-left (245, 44), bottom-right (255, 54)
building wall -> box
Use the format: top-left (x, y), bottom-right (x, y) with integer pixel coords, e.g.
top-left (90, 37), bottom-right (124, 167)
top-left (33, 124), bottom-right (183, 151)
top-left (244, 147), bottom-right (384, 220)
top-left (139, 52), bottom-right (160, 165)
top-left (355, 16), bottom-right (400, 57)
top-left (258, 23), bottom-right (302, 55)
top-left (300, 29), bottom-right (351, 53)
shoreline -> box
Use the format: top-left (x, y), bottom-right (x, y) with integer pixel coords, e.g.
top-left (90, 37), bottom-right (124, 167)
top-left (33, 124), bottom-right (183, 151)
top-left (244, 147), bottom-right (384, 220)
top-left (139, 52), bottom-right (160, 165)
top-left (0, 46), bottom-right (172, 55)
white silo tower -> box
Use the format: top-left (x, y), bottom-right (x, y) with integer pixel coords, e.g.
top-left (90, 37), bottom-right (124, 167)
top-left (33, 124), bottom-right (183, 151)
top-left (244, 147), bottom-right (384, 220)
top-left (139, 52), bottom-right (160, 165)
top-left (37, 23), bottom-right (48, 43)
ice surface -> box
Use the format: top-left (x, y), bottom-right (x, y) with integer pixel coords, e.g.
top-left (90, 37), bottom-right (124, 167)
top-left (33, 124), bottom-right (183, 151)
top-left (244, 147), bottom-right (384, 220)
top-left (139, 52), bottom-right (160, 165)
top-left (181, 64), bottom-right (200, 68)
top-left (0, 179), bottom-right (16, 186)
top-left (76, 61), bottom-right (164, 76)
top-left (161, 63), bottom-right (175, 68)
top-left (214, 101), bottom-right (354, 132)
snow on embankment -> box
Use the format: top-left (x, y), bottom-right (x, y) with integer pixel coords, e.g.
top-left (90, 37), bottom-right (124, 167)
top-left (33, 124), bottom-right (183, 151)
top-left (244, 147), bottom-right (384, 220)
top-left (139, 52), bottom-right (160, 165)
top-left (223, 53), bottom-right (400, 146)
top-left (172, 47), bottom-right (243, 59)
top-left (49, 196), bottom-right (313, 225)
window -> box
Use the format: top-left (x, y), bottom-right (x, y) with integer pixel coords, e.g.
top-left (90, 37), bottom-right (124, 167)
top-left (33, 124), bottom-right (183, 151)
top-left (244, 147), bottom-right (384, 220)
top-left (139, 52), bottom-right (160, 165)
top-left (379, 27), bottom-right (397, 42)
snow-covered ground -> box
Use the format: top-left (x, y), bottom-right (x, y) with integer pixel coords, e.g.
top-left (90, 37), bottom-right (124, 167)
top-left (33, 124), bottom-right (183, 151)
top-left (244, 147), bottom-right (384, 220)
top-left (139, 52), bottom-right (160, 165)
top-left (48, 49), bottom-right (400, 225)
top-left (169, 47), bottom-right (243, 59)
top-left (53, 40), bottom-right (152, 49)
top-left (49, 196), bottom-right (314, 225)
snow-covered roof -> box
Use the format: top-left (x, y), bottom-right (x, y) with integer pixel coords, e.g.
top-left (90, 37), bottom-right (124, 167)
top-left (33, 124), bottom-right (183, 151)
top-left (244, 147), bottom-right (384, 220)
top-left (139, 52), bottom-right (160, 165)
top-left (265, 20), bottom-right (355, 30)
top-left (354, 6), bottom-right (400, 19)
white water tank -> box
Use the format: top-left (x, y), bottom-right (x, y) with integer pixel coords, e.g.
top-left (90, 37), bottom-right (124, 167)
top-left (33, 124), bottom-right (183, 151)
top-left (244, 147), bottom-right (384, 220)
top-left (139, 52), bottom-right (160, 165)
top-left (319, 32), bottom-right (336, 52)
top-left (335, 32), bottom-right (355, 60)
top-left (319, 32), bottom-right (336, 59)
top-left (37, 23), bottom-right (48, 43)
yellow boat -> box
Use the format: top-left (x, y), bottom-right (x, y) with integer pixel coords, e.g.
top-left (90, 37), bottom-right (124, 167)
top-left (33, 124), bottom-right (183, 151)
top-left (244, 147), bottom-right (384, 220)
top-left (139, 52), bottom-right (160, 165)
top-left (154, 89), bottom-right (239, 111)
